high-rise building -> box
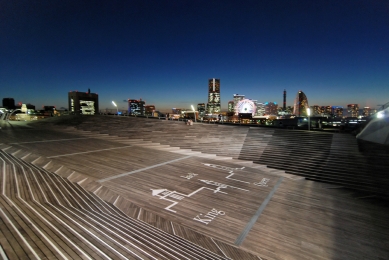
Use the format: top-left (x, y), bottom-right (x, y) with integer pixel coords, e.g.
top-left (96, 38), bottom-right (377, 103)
top-left (256, 103), bottom-right (265, 116)
top-left (228, 101), bottom-right (234, 113)
top-left (332, 106), bottom-right (344, 117)
top-left (197, 103), bottom-right (206, 118)
top-left (363, 107), bottom-right (371, 117)
top-left (283, 89), bottom-right (286, 111)
top-left (128, 98), bottom-right (145, 116)
top-left (68, 89), bottom-right (99, 115)
top-left (347, 104), bottom-right (359, 117)
top-left (293, 90), bottom-right (309, 117)
top-left (322, 106), bottom-right (332, 116)
top-left (265, 102), bottom-right (278, 115)
top-left (206, 78), bottom-right (221, 114)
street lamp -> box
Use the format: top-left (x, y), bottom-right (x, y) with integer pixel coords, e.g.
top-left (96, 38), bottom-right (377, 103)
top-left (307, 107), bottom-right (311, 131)
top-left (112, 101), bottom-right (118, 115)
top-left (191, 105), bottom-right (196, 122)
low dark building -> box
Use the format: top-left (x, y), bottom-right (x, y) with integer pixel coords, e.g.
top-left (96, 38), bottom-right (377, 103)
top-left (2, 98), bottom-right (15, 110)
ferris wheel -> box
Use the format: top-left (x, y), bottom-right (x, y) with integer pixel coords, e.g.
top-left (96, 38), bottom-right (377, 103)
top-left (235, 99), bottom-right (256, 116)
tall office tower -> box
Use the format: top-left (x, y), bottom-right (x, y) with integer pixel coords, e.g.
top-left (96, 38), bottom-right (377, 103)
top-left (128, 98), bottom-right (145, 116)
top-left (264, 102), bottom-right (278, 115)
top-left (324, 106), bottom-right (332, 116)
top-left (347, 104), bottom-right (359, 117)
top-left (363, 107), bottom-right (371, 117)
top-left (228, 101), bottom-right (234, 112)
top-left (206, 78), bottom-right (221, 114)
top-left (256, 102), bottom-right (265, 116)
top-left (332, 106), bottom-right (344, 117)
top-left (197, 103), bottom-right (206, 118)
top-left (283, 89), bottom-right (286, 111)
top-left (233, 94), bottom-right (245, 115)
top-left (293, 90), bottom-right (309, 117)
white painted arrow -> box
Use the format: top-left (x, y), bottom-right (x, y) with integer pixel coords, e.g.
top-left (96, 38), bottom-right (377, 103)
top-left (151, 189), bottom-right (166, 196)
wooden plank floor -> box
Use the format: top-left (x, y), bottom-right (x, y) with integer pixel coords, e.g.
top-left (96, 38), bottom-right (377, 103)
top-left (1, 117), bottom-right (389, 260)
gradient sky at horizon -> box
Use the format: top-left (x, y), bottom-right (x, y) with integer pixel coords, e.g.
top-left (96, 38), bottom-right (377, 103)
top-left (1, 0), bottom-right (388, 112)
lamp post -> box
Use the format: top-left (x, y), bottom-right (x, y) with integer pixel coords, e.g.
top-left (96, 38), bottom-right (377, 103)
top-left (191, 105), bottom-right (196, 122)
top-left (112, 101), bottom-right (118, 115)
top-left (307, 107), bottom-right (311, 131)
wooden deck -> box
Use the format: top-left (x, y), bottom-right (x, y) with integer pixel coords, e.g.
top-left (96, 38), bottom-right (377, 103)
top-left (0, 116), bottom-right (388, 260)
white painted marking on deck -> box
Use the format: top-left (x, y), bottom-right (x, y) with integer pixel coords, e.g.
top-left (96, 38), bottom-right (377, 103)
top-left (0, 208), bottom-right (41, 260)
top-left (0, 245), bottom-right (9, 260)
top-left (203, 163), bottom-right (249, 183)
top-left (98, 156), bottom-right (192, 182)
top-left (47, 145), bottom-right (133, 158)
top-left (9, 137), bottom-right (91, 145)
top-left (211, 238), bottom-right (229, 259)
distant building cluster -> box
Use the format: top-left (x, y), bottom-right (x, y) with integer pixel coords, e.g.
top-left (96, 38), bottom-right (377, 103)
top-left (0, 78), bottom-right (380, 121)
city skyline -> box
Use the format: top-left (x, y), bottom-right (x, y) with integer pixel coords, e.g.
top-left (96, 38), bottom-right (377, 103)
top-left (1, 1), bottom-right (388, 112)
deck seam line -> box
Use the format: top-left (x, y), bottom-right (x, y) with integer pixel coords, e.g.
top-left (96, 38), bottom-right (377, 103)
top-left (235, 176), bottom-right (284, 246)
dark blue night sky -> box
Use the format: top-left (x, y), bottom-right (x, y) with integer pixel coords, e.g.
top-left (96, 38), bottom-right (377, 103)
top-left (1, 0), bottom-right (388, 112)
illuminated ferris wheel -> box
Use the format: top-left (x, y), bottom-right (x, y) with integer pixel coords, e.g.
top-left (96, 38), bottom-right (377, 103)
top-left (235, 99), bottom-right (256, 116)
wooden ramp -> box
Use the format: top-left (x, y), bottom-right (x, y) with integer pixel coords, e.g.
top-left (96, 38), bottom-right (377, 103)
top-left (0, 116), bottom-right (388, 260)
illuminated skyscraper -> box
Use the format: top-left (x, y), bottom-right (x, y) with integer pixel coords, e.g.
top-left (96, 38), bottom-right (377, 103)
top-left (206, 78), bottom-right (221, 114)
top-left (347, 104), bottom-right (359, 117)
top-left (128, 98), bottom-right (145, 116)
top-left (363, 107), bottom-right (371, 117)
top-left (197, 103), bottom-right (206, 118)
top-left (264, 102), bottom-right (278, 115)
top-left (228, 101), bottom-right (234, 113)
top-left (332, 106), bottom-right (344, 117)
top-left (293, 90), bottom-right (309, 117)
top-left (256, 102), bottom-right (265, 116)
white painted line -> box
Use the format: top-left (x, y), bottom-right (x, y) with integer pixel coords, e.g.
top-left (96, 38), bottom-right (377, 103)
top-left (98, 155), bottom-right (192, 182)
top-left (47, 145), bottom-right (133, 158)
top-left (9, 137), bottom-right (91, 145)
top-left (211, 238), bottom-right (229, 259)
top-left (0, 245), bottom-right (8, 260)
top-left (170, 221), bottom-right (176, 235)
top-left (137, 208), bottom-right (142, 220)
top-left (0, 208), bottom-right (41, 260)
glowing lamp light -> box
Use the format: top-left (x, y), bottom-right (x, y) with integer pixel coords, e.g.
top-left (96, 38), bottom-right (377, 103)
top-left (377, 111), bottom-right (384, 118)
top-left (112, 101), bottom-right (118, 115)
top-left (191, 105), bottom-right (196, 122)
